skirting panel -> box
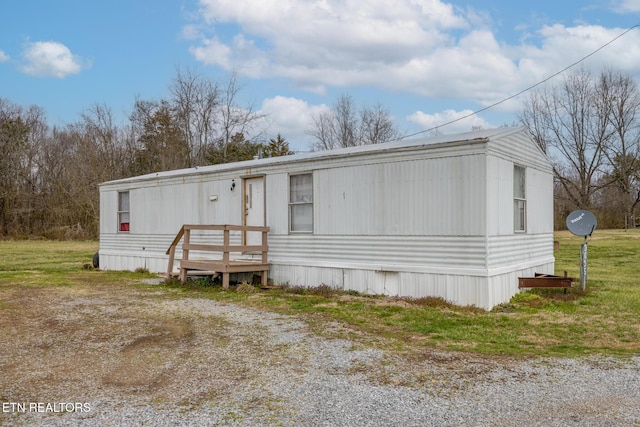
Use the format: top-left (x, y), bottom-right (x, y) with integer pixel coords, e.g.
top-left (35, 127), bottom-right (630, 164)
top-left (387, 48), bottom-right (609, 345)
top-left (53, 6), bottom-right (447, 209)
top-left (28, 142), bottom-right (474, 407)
top-left (100, 252), bottom-right (554, 310)
top-left (99, 252), bottom-right (168, 273)
top-left (270, 261), bottom-right (555, 310)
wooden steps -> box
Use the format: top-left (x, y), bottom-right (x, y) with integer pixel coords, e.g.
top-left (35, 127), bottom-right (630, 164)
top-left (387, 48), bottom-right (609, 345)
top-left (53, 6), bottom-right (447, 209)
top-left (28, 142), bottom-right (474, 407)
top-left (166, 224), bottom-right (270, 289)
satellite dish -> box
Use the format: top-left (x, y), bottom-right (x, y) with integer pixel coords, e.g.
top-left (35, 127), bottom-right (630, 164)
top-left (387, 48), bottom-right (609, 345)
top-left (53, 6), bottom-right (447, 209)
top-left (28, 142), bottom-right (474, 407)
top-left (566, 210), bottom-right (597, 236)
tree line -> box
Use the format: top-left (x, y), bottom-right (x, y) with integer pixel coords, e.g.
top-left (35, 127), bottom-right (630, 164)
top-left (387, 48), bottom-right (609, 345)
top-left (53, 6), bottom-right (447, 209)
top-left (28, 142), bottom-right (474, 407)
top-left (521, 69), bottom-right (640, 230)
top-left (0, 70), bottom-right (296, 239)
top-left (1, 67), bottom-right (639, 239)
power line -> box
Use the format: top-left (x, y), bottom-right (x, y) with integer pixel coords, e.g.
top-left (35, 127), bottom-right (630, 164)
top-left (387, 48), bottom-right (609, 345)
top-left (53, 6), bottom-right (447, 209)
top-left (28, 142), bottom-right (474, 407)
top-left (397, 23), bottom-right (640, 140)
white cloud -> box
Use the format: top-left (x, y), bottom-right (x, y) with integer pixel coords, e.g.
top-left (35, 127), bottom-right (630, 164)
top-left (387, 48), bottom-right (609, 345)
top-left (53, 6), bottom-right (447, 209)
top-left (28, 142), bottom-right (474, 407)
top-left (181, 24), bottom-right (203, 40)
top-left (0, 50), bottom-right (9, 62)
top-left (188, 0), bottom-right (640, 115)
top-left (406, 109), bottom-right (492, 134)
top-left (612, 0), bottom-right (640, 13)
top-left (20, 41), bottom-right (89, 78)
top-left (189, 37), bottom-right (232, 68)
top-left (190, 0), bottom-right (467, 80)
top-left (520, 24), bottom-right (640, 75)
top-left (256, 96), bottom-right (330, 151)
top-left (189, 34), bottom-right (269, 78)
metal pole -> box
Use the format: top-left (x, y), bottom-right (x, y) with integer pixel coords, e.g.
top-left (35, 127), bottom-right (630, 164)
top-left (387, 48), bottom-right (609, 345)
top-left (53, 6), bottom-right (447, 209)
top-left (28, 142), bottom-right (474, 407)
top-left (580, 235), bottom-right (588, 291)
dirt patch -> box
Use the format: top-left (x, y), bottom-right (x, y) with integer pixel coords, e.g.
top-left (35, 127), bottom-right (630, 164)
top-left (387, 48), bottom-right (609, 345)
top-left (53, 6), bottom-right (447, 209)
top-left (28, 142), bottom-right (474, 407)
top-left (0, 284), bottom-right (239, 404)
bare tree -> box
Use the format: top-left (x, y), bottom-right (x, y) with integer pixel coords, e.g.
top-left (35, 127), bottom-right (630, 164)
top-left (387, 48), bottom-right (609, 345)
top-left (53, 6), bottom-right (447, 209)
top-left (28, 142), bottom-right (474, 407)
top-left (133, 71), bottom-right (265, 167)
top-left (0, 99), bottom-right (50, 236)
top-left (129, 99), bottom-right (190, 174)
top-left (21, 105), bottom-right (52, 234)
top-left (0, 100), bottom-right (28, 235)
top-left (60, 104), bottom-right (133, 234)
top-left (520, 70), bottom-right (611, 209)
top-left (309, 94), bottom-right (399, 150)
top-left (597, 70), bottom-right (640, 224)
top-left (359, 102), bottom-right (401, 145)
top-left (309, 109), bottom-right (338, 151)
top-left (216, 72), bottom-right (266, 163)
top-left (169, 66), bottom-right (220, 165)
top-left (76, 104), bottom-right (130, 179)
top-left (37, 127), bottom-right (76, 232)
top-left (310, 94), bottom-right (358, 150)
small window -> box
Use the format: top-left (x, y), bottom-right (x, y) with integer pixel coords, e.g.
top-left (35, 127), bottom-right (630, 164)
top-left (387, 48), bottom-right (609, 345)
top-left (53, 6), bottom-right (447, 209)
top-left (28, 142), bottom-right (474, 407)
top-left (289, 174), bottom-right (313, 232)
top-left (514, 165), bottom-right (526, 232)
top-left (118, 191), bottom-right (130, 232)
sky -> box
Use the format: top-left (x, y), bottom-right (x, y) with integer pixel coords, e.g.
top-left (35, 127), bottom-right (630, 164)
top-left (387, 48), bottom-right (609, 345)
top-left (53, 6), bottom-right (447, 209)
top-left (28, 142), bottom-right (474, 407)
top-left (1, 0), bottom-right (640, 152)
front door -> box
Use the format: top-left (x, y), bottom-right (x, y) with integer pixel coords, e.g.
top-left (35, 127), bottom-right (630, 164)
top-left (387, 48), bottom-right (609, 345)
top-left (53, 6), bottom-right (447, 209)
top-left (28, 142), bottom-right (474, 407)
top-left (243, 176), bottom-right (265, 246)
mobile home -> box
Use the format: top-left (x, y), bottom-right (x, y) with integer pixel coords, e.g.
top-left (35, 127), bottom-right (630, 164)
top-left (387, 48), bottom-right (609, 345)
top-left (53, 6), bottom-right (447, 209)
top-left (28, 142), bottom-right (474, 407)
top-left (99, 126), bottom-right (554, 309)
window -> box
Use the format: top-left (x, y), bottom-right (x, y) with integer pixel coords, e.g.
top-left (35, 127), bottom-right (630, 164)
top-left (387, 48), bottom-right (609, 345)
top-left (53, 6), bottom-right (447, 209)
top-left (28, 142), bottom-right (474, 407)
top-left (514, 165), bottom-right (526, 232)
top-left (118, 191), bottom-right (130, 232)
top-left (289, 174), bottom-right (313, 232)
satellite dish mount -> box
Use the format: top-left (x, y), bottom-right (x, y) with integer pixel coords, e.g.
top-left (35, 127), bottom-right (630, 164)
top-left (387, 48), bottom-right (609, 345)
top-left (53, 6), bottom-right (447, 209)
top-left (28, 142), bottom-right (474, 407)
top-left (566, 210), bottom-right (597, 290)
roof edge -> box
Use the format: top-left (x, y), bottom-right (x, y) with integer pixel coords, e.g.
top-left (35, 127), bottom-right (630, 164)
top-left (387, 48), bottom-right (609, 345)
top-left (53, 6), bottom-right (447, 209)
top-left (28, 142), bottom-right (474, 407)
top-left (100, 126), bottom-right (527, 187)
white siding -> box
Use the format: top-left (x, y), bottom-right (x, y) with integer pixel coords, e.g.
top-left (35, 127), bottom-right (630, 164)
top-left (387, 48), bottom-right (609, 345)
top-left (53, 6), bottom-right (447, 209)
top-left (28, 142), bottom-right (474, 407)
top-left (487, 130), bottom-right (552, 173)
top-left (100, 191), bottom-right (118, 234)
top-left (486, 156), bottom-right (554, 237)
top-left (131, 179), bottom-right (243, 234)
top-left (265, 173), bottom-right (289, 235)
top-left (315, 154), bottom-right (486, 236)
top-left (526, 168), bottom-right (554, 234)
top-left (99, 233), bottom-right (172, 272)
top-left (486, 156), bottom-right (514, 236)
top-left (487, 234), bottom-right (554, 270)
top-left (267, 234), bottom-right (488, 272)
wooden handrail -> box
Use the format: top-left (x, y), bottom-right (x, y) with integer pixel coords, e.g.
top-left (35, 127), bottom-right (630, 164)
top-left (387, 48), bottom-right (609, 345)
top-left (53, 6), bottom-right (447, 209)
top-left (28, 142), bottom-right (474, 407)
top-left (166, 225), bottom-right (185, 255)
top-left (165, 224), bottom-right (269, 256)
top-left (183, 243), bottom-right (267, 253)
top-left (165, 224), bottom-right (270, 287)
top-left (178, 224), bottom-right (270, 232)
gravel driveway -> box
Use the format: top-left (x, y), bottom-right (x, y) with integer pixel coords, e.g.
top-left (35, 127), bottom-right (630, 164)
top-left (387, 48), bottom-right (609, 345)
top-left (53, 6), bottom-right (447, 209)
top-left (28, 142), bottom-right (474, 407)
top-left (1, 283), bottom-right (639, 426)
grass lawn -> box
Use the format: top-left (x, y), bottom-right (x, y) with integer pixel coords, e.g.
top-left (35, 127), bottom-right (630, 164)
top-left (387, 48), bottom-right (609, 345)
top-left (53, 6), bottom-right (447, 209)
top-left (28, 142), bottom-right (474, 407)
top-left (1, 230), bottom-right (638, 359)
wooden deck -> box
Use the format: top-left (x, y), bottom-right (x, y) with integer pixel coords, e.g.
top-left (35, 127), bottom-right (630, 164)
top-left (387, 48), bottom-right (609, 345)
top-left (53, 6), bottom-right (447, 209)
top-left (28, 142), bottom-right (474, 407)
top-left (166, 224), bottom-right (270, 288)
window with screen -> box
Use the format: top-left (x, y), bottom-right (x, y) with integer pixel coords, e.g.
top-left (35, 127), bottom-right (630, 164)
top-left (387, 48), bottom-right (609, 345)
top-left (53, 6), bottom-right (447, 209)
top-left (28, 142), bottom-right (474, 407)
top-left (289, 174), bottom-right (313, 232)
top-left (118, 191), bottom-right (130, 232)
top-left (514, 165), bottom-right (526, 232)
